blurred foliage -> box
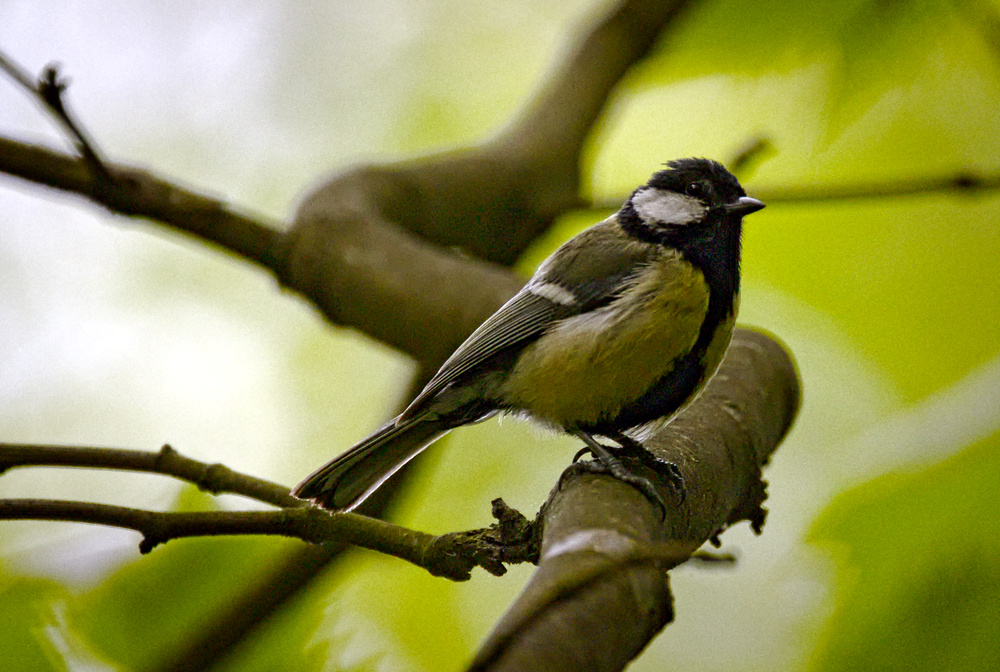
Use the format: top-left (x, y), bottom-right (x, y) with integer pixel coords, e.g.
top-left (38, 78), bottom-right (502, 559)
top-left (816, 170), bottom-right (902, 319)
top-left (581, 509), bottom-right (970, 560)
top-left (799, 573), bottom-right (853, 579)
top-left (66, 489), bottom-right (288, 670)
top-left (1, 0), bottom-right (999, 671)
top-left (0, 575), bottom-right (71, 672)
top-left (808, 428), bottom-right (1000, 672)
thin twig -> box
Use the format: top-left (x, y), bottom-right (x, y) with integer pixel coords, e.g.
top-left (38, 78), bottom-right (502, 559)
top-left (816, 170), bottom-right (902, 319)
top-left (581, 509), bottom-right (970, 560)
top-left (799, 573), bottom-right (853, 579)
top-left (0, 443), bottom-right (537, 577)
top-left (0, 497), bottom-right (535, 580)
top-left (0, 48), bottom-right (110, 181)
top-left (590, 169), bottom-right (1000, 210)
top-left (752, 171), bottom-right (1000, 203)
top-left (0, 443), bottom-right (300, 509)
top-left (0, 47), bottom-right (36, 89)
top-left (37, 64), bottom-right (111, 181)
top-left (727, 135), bottom-right (774, 178)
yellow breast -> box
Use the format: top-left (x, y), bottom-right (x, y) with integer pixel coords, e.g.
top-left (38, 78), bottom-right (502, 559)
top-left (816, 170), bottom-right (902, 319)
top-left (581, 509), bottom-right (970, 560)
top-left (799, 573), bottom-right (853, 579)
top-left (500, 251), bottom-right (710, 427)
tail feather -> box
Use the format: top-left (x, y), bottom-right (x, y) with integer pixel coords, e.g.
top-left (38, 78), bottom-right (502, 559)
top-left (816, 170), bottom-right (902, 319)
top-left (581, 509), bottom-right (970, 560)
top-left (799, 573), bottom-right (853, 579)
top-left (292, 418), bottom-right (446, 511)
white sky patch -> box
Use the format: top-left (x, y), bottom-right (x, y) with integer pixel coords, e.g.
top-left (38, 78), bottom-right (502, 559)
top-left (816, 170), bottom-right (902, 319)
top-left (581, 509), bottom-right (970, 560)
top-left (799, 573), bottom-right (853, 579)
top-left (631, 187), bottom-right (707, 226)
top-left (835, 351), bottom-right (1000, 485)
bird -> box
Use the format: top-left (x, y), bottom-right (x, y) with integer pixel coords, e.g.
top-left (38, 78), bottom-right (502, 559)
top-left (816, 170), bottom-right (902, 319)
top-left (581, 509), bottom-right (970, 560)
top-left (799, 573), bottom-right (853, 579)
top-left (293, 158), bottom-right (765, 512)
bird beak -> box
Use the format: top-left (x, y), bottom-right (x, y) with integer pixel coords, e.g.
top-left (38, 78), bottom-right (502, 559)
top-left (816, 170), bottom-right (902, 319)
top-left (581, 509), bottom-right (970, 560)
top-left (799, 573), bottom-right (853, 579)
top-left (725, 196), bottom-right (766, 217)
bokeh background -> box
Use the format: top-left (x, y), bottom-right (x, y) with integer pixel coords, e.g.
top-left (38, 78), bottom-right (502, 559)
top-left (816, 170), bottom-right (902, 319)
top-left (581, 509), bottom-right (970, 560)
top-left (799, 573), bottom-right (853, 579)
top-left (2, 1), bottom-right (999, 670)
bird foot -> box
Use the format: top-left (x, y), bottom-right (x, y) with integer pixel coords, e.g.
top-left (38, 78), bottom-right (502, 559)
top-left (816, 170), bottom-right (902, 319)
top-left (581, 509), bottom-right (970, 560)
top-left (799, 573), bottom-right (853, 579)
top-left (560, 458), bottom-right (666, 519)
top-left (564, 430), bottom-right (684, 519)
top-left (606, 433), bottom-right (686, 505)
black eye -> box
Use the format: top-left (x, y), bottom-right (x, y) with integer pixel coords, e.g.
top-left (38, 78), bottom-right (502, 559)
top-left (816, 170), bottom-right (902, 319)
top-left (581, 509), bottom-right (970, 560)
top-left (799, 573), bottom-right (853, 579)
top-left (685, 182), bottom-right (704, 197)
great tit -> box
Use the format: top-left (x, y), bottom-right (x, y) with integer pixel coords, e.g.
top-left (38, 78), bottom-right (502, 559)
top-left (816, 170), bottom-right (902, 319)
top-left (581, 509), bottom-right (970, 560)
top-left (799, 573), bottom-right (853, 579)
top-left (294, 158), bottom-right (765, 512)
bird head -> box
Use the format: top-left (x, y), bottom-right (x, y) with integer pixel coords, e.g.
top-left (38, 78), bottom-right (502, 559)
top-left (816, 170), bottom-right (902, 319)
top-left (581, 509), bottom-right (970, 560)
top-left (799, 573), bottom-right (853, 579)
top-left (620, 158), bottom-right (764, 244)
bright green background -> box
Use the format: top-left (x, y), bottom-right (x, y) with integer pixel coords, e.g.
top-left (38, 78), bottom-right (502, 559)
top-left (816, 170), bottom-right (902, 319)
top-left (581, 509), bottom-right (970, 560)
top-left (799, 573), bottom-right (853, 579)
top-left (1, 1), bottom-right (999, 670)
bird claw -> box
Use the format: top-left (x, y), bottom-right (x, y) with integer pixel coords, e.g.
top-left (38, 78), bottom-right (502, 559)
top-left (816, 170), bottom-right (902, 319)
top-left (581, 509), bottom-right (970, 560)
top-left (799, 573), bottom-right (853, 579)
top-left (606, 433), bottom-right (686, 505)
top-left (563, 430), bottom-right (686, 519)
top-left (561, 458), bottom-right (668, 520)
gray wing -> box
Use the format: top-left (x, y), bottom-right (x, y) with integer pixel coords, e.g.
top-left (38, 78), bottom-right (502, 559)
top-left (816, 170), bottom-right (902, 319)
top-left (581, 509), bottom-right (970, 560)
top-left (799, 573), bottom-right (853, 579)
top-left (399, 217), bottom-right (658, 422)
top-left (399, 287), bottom-right (570, 421)
top-left (398, 243), bottom-right (652, 422)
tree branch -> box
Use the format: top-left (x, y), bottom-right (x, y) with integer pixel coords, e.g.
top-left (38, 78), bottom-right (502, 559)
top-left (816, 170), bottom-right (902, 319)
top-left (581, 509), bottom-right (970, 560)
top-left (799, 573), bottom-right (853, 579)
top-left (590, 168), bottom-right (1000, 211)
top-left (0, 136), bottom-right (287, 270)
top-left (0, 441), bottom-right (539, 578)
top-left (0, 494), bottom-right (538, 581)
top-left (470, 328), bottom-right (800, 672)
top-left (0, 1), bottom-right (803, 670)
top-left (0, 443), bottom-right (300, 509)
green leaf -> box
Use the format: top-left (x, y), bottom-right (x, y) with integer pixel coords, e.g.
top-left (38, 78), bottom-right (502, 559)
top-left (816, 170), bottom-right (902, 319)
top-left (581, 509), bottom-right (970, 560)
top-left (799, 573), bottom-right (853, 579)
top-left (807, 429), bottom-right (1000, 671)
top-left (64, 486), bottom-right (302, 670)
top-left (212, 570), bottom-right (337, 672)
top-left (68, 535), bottom-right (301, 670)
top-left (626, 0), bottom-right (867, 85)
top-left (744, 193), bottom-right (1000, 401)
top-left (824, 0), bottom-right (964, 140)
top-left (0, 575), bottom-right (70, 672)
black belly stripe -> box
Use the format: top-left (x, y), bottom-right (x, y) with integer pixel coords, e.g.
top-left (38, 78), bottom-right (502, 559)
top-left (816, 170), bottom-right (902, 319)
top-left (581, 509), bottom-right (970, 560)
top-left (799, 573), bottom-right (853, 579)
top-left (588, 291), bottom-right (731, 434)
top-left (584, 214), bottom-right (740, 434)
top-left (582, 351), bottom-right (706, 434)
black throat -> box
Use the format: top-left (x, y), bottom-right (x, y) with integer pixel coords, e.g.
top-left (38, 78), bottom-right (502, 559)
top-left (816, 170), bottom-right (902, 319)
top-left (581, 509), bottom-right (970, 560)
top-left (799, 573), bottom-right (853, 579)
top-left (619, 204), bottom-right (742, 346)
top-left (583, 209), bottom-right (742, 433)
top-left (675, 216), bottom-right (741, 352)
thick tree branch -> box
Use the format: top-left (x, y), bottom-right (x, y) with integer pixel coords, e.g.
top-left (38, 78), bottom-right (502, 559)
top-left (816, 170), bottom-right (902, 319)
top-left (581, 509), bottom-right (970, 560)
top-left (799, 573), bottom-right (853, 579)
top-left (281, 0), bottom-right (697, 370)
top-left (498, 0), bottom-right (690, 161)
top-left (470, 329), bottom-right (800, 672)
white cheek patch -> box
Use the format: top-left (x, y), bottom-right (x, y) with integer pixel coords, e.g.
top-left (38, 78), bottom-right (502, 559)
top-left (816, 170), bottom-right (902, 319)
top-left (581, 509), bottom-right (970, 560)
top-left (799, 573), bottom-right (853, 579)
top-left (632, 188), bottom-right (708, 226)
top-left (528, 280), bottom-right (577, 306)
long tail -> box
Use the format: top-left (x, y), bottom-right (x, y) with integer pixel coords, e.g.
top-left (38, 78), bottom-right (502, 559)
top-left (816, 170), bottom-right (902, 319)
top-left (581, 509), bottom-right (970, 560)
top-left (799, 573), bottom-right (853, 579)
top-left (292, 417), bottom-right (447, 511)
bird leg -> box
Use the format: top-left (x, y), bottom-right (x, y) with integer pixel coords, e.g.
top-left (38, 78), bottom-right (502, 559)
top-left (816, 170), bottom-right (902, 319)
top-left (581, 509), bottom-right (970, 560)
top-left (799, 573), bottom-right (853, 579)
top-left (563, 429), bottom-right (674, 518)
top-left (603, 430), bottom-right (686, 504)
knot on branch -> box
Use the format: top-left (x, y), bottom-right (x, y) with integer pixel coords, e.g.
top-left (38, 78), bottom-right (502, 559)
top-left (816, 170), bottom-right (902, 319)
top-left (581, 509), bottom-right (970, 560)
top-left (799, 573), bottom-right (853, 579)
top-left (155, 443), bottom-right (178, 469)
top-left (489, 498), bottom-right (538, 552)
top-left (195, 462), bottom-right (234, 495)
top-left (138, 534), bottom-right (162, 555)
top-left (423, 499), bottom-right (540, 581)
